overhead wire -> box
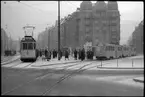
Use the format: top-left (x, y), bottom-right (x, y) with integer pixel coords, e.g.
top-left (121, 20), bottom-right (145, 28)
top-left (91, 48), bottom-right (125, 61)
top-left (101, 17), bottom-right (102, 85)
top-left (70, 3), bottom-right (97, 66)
top-left (18, 1), bottom-right (56, 17)
top-left (67, 1), bottom-right (79, 8)
top-left (30, 2), bottom-right (56, 6)
top-left (64, 1), bottom-right (78, 8)
top-left (18, 2), bottom-right (46, 13)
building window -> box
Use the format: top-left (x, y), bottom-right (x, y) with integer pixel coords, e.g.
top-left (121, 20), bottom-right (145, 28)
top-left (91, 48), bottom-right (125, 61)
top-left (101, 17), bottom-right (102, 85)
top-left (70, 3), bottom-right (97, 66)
top-left (95, 13), bottom-right (101, 18)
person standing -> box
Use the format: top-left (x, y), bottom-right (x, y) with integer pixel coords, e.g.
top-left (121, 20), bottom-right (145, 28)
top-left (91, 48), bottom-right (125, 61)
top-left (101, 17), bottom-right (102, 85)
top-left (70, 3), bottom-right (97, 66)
top-left (65, 49), bottom-right (69, 60)
top-left (58, 49), bottom-right (62, 60)
top-left (74, 49), bottom-right (78, 60)
top-left (78, 49), bottom-right (81, 60)
top-left (44, 49), bottom-right (48, 59)
top-left (53, 49), bottom-right (55, 58)
top-left (55, 49), bottom-right (57, 58)
top-left (81, 48), bottom-right (85, 61)
top-left (47, 50), bottom-right (51, 61)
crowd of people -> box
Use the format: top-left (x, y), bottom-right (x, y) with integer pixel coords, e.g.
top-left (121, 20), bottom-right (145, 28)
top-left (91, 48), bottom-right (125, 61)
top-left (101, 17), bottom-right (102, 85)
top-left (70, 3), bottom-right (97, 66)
top-left (4, 48), bottom-right (94, 61)
top-left (36, 48), bottom-right (94, 61)
top-left (4, 50), bottom-right (16, 56)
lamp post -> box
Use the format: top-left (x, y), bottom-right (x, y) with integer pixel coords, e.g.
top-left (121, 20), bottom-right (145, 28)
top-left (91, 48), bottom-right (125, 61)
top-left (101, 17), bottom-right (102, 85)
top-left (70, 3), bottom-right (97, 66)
top-left (58, 1), bottom-right (61, 60)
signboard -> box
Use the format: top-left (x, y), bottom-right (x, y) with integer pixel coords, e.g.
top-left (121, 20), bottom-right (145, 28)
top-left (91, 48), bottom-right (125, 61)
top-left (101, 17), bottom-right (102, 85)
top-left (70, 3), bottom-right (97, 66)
top-left (84, 42), bottom-right (92, 51)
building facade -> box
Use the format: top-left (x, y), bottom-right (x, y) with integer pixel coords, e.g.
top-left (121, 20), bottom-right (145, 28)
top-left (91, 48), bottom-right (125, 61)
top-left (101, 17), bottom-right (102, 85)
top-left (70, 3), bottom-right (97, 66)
top-left (78, 1), bottom-right (120, 47)
top-left (132, 20), bottom-right (144, 54)
top-left (37, 1), bottom-right (120, 50)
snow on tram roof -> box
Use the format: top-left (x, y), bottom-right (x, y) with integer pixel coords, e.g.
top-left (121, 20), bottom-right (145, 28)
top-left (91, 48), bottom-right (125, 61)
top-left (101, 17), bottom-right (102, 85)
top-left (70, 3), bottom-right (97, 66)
top-left (21, 36), bottom-right (36, 42)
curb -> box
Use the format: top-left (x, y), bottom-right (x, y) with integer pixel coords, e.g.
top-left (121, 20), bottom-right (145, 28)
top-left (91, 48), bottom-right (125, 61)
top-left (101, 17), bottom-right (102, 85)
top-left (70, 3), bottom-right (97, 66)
top-left (97, 67), bottom-right (144, 69)
top-left (133, 78), bottom-right (144, 83)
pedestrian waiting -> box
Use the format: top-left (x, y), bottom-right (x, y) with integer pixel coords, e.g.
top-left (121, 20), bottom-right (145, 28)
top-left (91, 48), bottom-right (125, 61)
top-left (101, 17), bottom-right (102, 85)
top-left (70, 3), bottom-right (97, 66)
top-left (74, 49), bottom-right (78, 60)
top-left (65, 49), bottom-right (69, 60)
top-left (78, 49), bottom-right (81, 60)
top-left (81, 48), bottom-right (85, 61)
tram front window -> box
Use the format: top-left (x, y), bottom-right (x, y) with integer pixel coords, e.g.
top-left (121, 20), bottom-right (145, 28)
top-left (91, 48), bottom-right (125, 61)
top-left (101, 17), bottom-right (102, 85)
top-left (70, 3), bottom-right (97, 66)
top-left (28, 43), bottom-right (33, 50)
top-left (23, 43), bottom-right (27, 50)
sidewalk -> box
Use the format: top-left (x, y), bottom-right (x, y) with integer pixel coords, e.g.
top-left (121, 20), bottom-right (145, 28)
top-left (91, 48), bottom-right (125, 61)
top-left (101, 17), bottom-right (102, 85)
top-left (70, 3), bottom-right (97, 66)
top-left (97, 57), bottom-right (144, 69)
top-left (133, 77), bottom-right (144, 83)
top-left (34, 56), bottom-right (81, 67)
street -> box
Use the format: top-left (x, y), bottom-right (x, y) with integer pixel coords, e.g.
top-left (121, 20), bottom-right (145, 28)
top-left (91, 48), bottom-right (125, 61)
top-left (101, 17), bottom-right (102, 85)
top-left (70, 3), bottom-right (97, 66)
top-left (1, 55), bottom-right (144, 96)
top-left (1, 1), bottom-right (144, 96)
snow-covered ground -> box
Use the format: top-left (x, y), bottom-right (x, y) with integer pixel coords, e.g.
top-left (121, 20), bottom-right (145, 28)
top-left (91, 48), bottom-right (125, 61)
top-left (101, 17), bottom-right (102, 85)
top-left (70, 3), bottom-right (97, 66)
top-left (78, 75), bottom-right (144, 88)
top-left (1, 55), bottom-right (20, 65)
top-left (1, 56), bottom-right (13, 62)
top-left (97, 55), bottom-right (144, 69)
top-left (1, 55), bottom-right (144, 70)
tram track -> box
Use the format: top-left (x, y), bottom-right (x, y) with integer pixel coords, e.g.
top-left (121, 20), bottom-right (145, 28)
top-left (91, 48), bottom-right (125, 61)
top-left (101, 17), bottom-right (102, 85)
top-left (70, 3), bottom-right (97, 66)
top-left (2, 61), bottom-right (113, 95)
top-left (1, 61), bottom-right (91, 95)
top-left (2, 62), bottom-right (35, 81)
top-left (2, 60), bottom-right (80, 81)
top-left (41, 62), bottom-right (112, 95)
top-left (1, 57), bottom-right (20, 66)
top-left (2, 59), bottom-right (115, 81)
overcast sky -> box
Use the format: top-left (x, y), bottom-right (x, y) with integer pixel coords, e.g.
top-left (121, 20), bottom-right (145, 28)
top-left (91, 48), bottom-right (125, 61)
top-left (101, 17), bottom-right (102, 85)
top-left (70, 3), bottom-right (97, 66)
top-left (1, 1), bottom-right (144, 45)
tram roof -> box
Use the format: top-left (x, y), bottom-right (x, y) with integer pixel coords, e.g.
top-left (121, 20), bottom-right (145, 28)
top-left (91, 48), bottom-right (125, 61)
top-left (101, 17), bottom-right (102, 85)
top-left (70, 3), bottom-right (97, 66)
top-left (21, 36), bottom-right (36, 42)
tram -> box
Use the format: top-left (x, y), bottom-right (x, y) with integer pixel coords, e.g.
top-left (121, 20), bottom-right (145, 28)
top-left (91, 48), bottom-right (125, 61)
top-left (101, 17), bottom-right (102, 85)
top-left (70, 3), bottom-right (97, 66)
top-left (85, 42), bottom-right (136, 60)
top-left (20, 25), bottom-right (38, 62)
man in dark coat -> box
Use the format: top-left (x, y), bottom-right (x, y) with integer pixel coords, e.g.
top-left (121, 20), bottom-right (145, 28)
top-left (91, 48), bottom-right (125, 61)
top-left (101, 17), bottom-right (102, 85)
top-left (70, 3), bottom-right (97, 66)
top-left (81, 48), bottom-right (85, 61)
top-left (74, 49), bottom-right (78, 60)
top-left (54, 49), bottom-right (57, 58)
top-left (44, 49), bottom-right (48, 59)
top-left (53, 49), bottom-right (55, 58)
top-left (65, 50), bottom-right (69, 60)
top-left (78, 49), bottom-right (81, 60)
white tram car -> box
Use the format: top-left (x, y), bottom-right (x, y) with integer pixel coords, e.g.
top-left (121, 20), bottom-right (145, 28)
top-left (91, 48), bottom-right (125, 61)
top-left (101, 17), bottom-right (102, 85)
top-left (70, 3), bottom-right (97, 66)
top-left (87, 43), bottom-right (136, 60)
top-left (20, 36), bottom-right (38, 62)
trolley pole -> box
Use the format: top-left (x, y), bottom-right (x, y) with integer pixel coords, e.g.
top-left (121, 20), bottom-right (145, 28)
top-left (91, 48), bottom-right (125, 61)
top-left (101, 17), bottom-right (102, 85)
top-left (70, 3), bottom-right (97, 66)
top-left (58, 1), bottom-right (61, 60)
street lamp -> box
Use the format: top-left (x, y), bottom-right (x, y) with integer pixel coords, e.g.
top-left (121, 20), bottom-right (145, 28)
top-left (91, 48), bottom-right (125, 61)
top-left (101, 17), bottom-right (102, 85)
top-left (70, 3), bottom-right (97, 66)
top-left (57, 1), bottom-right (61, 59)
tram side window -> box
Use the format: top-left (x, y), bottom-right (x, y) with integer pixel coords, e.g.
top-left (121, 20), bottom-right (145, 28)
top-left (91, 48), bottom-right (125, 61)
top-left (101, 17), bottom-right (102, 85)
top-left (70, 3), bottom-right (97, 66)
top-left (23, 43), bottom-right (27, 50)
top-left (28, 43), bottom-right (33, 50)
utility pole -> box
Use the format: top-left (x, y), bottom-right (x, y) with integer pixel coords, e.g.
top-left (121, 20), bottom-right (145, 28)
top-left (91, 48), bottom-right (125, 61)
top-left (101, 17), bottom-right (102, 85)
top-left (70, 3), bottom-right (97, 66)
top-left (58, 1), bottom-right (61, 60)
top-left (49, 29), bottom-right (51, 50)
